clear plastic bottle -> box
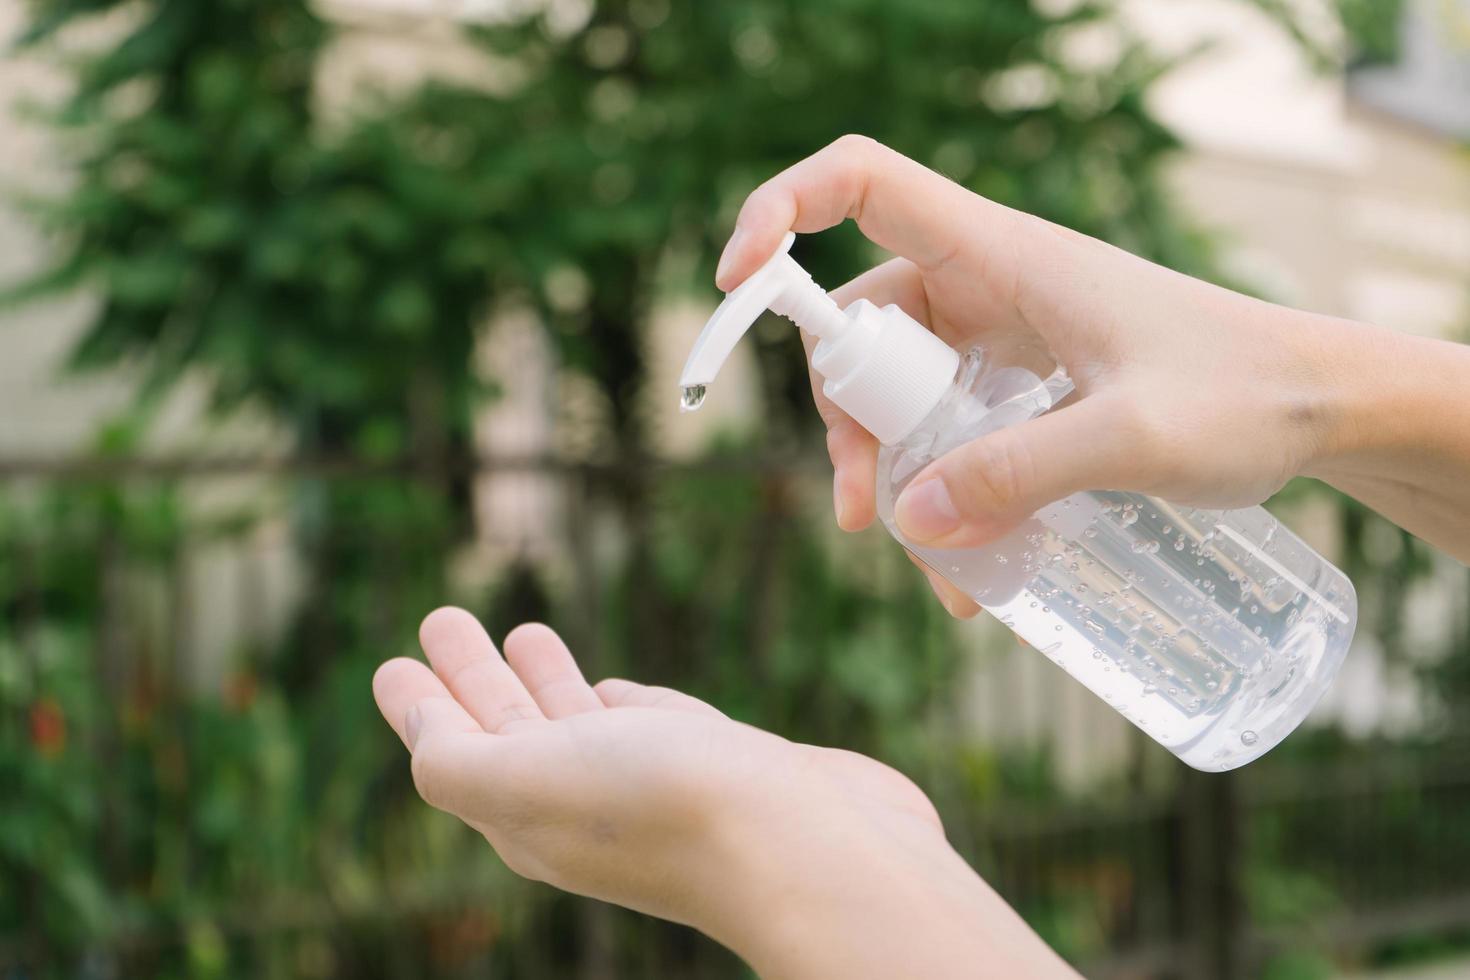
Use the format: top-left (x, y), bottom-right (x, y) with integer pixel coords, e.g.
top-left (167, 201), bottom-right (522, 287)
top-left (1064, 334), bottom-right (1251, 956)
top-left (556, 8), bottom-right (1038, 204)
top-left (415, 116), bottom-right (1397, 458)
top-left (678, 232), bottom-right (1357, 770)
top-left (876, 350), bottom-right (1357, 770)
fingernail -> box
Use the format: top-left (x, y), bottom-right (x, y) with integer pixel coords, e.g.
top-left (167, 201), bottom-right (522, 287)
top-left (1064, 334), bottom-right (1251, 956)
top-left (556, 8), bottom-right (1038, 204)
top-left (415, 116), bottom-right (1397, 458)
top-left (833, 474), bottom-right (847, 528)
top-left (715, 227), bottom-right (746, 286)
top-left (405, 704), bottom-right (423, 750)
top-left (896, 479), bottom-right (960, 542)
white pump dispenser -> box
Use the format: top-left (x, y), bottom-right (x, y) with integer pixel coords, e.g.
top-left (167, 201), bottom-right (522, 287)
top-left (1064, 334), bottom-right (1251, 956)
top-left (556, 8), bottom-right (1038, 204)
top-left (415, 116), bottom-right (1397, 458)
top-left (680, 232), bottom-right (1357, 772)
top-left (679, 233), bottom-right (961, 445)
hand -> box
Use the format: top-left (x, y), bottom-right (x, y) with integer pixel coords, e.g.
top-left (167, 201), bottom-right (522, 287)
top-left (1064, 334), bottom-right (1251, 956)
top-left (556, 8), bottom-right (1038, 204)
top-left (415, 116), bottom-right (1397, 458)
top-left (715, 135), bottom-right (1466, 607)
top-left (374, 607), bottom-right (1076, 979)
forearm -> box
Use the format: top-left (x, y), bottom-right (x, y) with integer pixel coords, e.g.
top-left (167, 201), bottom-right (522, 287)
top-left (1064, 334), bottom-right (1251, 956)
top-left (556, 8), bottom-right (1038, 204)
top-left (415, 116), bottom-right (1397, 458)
top-left (705, 807), bottom-right (1078, 980)
top-left (1300, 315), bottom-right (1470, 563)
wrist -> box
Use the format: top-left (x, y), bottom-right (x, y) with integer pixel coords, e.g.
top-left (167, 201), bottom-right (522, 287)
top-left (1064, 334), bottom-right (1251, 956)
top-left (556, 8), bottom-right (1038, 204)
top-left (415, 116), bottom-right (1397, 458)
top-left (699, 786), bottom-right (1074, 979)
top-left (1295, 317), bottom-right (1469, 486)
top-left (1262, 307), bottom-right (1396, 481)
top-left (707, 804), bottom-right (957, 977)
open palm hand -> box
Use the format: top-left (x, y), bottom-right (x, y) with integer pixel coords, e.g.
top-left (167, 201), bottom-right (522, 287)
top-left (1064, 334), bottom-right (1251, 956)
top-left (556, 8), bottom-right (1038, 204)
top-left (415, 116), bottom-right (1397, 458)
top-left (373, 608), bottom-right (940, 931)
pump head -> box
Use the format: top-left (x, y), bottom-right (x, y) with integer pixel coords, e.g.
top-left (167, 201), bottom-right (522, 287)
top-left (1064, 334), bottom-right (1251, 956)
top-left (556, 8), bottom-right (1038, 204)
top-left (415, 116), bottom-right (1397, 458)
top-left (678, 232), bottom-right (961, 445)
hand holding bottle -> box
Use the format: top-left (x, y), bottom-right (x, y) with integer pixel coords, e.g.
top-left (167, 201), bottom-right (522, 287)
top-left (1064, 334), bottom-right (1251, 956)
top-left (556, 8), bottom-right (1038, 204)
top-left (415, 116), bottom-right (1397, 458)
top-left (716, 135), bottom-right (1470, 620)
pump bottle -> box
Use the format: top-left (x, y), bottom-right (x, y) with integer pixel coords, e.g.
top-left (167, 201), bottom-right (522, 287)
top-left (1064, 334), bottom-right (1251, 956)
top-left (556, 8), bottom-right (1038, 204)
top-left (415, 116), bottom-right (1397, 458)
top-left (679, 233), bottom-right (1357, 771)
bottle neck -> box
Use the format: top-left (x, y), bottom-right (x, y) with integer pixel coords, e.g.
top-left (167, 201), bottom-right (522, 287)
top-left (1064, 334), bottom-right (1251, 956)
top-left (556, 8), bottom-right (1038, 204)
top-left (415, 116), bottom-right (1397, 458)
top-left (891, 347), bottom-right (1070, 453)
top-left (808, 299), bottom-right (962, 446)
top-left (888, 349), bottom-right (982, 452)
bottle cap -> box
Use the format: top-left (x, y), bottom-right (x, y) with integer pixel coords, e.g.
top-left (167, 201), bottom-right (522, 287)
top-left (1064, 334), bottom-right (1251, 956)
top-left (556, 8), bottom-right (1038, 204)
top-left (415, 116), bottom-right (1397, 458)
top-left (679, 233), bottom-right (960, 445)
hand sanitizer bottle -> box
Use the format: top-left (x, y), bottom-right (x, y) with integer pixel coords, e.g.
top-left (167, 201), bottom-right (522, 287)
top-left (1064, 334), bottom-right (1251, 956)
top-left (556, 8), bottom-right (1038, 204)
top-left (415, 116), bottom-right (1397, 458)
top-left (679, 233), bottom-right (1356, 771)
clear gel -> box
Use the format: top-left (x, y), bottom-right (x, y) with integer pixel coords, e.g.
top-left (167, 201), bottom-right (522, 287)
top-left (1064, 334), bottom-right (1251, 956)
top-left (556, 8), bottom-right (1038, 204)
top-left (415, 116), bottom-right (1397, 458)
top-left (876, 350), bottom-right (1356, 771)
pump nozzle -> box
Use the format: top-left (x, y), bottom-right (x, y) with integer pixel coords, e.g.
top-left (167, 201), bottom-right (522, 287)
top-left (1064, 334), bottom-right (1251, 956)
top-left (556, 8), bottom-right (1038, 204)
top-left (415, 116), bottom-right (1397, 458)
top-left (678, 233), bottom-right (846, 397)
top-left (679, 232), bottom-right (961, 445)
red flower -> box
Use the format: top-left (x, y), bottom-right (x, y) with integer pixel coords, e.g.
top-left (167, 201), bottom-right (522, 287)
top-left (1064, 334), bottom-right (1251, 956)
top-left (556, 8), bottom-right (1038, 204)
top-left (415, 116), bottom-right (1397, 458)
top-left (28, 697), bottom-right (66, 758)
top-left (224, 671), bottom-right (258, 713)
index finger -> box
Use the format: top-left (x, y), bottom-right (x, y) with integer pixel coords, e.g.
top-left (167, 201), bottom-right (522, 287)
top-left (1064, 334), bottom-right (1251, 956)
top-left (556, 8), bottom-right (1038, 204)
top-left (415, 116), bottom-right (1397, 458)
top-left (715, 134), bottom-right (1011, 290)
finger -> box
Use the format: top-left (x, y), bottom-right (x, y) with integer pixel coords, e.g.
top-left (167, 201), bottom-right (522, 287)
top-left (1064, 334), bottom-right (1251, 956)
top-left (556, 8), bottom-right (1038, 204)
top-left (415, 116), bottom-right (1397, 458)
top-left (593, 678), bottom-right (726, 718)
top-left (894, 395), bottom-right (1139, 548)
top-left (374, 657), bottom-right (474, 750)
top-left (827, 420), bottom-right (880, 531)
top-left (828, 255), bottom-right (972, 344)
top-left (420, 607), bottom-right (544, 733)
top-left (502, 623), bottom-right (603, 719)
top-left (716, 135), bottom-right (1017, 291)
top-left (905, 551), bottom-right (981, 620)
top-left (827, 256), bottom-right (930, 319)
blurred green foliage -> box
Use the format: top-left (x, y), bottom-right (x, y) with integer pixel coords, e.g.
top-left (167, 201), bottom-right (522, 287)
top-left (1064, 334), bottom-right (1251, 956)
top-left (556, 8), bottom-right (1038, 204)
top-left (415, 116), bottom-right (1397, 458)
top-left (1251, 0), bottom-right (1406, 67)
top-left (3, 0), bottom-right (1464, 977)
top-left (12, 0), bottom-right (1216, 455)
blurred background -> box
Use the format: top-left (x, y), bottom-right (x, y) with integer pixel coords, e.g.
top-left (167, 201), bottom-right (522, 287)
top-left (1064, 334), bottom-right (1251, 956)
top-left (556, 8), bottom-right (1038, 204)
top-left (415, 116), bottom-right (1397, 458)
top-left (1, 0), bottom-right (1468, 977)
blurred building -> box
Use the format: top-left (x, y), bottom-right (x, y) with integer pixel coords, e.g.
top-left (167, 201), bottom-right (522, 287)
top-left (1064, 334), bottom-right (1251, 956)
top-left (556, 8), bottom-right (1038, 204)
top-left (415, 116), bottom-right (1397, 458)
top-left (1140, 0), bottom-right (1470, 337)
top-left (1, 0), bottom-right (1467, 773)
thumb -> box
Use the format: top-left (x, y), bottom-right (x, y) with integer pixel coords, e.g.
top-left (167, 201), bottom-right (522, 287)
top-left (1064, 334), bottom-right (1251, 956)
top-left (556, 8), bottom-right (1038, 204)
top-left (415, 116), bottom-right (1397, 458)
top-left (894, 398), bottom-right (1139, 548)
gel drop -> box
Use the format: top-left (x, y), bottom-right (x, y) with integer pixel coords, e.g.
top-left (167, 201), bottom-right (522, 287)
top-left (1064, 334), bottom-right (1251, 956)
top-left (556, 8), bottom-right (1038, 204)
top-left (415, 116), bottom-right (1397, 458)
top-left (677, 232), bottom-right (1357, 771)
top-left (680, 384), bottom-right (708, 413)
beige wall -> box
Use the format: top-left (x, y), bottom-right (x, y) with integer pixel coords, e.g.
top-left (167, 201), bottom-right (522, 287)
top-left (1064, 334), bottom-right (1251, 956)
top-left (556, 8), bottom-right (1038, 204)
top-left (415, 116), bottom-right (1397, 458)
top-left (1133, 0), bottom-right (1470, 339)
top-left (0, 1), bottom-right (128, 455)
top-left (1166, 120), bottom-right (1470, 339)
top-left (0, 3), bottom-right (298, 689)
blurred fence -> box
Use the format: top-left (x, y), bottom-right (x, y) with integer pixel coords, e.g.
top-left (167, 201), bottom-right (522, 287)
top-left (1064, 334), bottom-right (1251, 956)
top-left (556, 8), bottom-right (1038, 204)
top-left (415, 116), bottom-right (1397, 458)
top-left (4, 455), bottom-right (1470, 980)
